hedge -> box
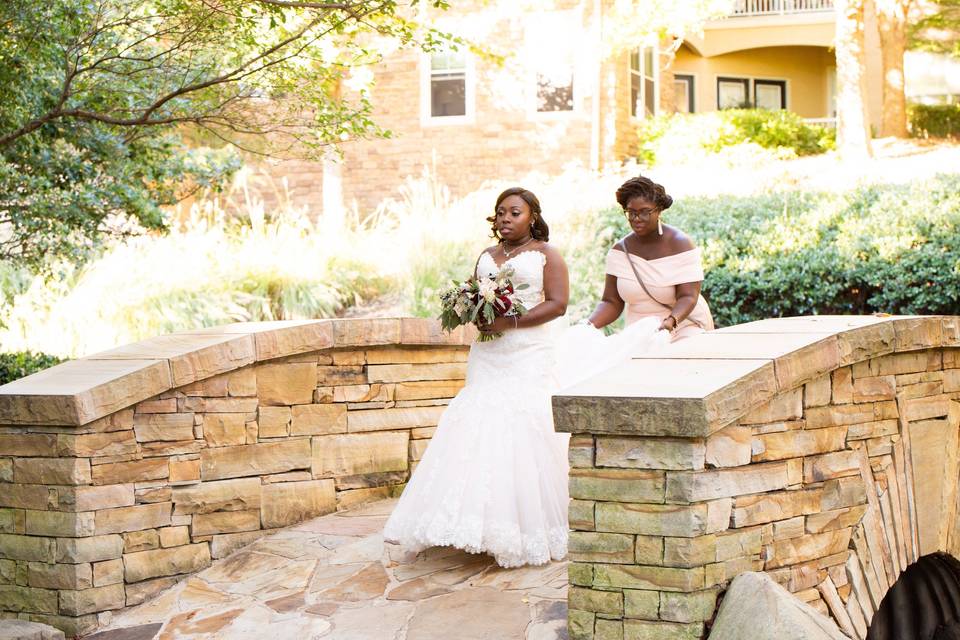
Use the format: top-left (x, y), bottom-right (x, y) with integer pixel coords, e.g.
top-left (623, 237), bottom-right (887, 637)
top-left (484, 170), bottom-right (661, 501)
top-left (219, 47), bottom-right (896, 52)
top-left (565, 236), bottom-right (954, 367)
top-left (636, 108), bottom-right (836, 166)
top-left (0, 351), bottom-right (62, 385)
top-left (593, 174), bottom-right (960, 327)
top-left (910, 104), bottom-right (960, 139)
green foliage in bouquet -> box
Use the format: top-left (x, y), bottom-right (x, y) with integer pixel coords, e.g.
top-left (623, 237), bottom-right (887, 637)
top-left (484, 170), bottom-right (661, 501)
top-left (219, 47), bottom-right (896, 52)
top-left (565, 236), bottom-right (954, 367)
top-left (439, 267), bottom-right (529, 342)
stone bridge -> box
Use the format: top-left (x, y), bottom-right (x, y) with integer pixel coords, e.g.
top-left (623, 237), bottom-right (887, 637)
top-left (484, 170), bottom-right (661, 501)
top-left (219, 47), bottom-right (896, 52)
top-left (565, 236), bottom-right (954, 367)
top-left (0, 315), bottom-right (957, 639)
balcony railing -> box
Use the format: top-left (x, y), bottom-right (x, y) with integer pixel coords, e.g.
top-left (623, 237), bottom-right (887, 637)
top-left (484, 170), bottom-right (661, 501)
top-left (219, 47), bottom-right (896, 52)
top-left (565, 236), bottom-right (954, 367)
top-left (730, 0), bottom-right (834, 16)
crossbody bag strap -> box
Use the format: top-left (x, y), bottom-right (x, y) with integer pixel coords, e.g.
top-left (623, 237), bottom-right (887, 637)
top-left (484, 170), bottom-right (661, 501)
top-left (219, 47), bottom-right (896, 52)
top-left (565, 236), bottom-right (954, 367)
top-left (618, 240), bottom-right (672, 310)
top-left (618, 240), bottom-right (704, 330)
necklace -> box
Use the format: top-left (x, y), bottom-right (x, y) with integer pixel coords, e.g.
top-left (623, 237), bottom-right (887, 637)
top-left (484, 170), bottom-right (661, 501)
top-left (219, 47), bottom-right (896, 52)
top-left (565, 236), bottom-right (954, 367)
top-left (502, 236), bottom-right (533, 258)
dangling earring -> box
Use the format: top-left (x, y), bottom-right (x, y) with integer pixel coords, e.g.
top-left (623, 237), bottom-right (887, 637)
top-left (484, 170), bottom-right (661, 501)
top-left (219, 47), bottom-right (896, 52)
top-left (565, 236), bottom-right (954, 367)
top-left (657, 218), bottom-right (663, 236)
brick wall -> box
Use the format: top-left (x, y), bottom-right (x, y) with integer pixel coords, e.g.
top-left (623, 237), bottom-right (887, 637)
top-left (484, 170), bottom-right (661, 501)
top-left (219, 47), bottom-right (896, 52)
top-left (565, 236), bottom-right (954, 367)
top-left (0, 319), bottom-right (471, 636)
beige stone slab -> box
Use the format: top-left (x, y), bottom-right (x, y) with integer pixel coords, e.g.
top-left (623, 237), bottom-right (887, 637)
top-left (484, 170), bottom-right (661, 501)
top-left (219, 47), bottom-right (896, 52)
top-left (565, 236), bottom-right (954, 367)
top-left (312, 431), bottom-right (408, 477)
top-left (200, 439), bottom-right (311, 481)
top-left (714, 315), bottom-right (890, 335)
top-left (764, 528), bottom-right (852, 570)
top-left (555, 359), bottom-right (777, 437)
top-left (731, 488), bottom-right (823, 527)
top-left (741, 389), bottom-right (803, 424)
top-left (595, 436), bottom-right (706, 470)
top-left (0, 359), bottom-right (171, 426)
top-left (333, 318), bottom-right (401, 347)
top-left (367, 363), bottom-right (467, 384)
top-left (806, 506), bottom-right (868, 534)
top-left (291, 404), bottom-right (347, 436)
top-left (595, 501), bottom-right (724, 538)
top-left (893, 316), bottom-right (945, 352)
top-left (705, 425), bottom-right (751, 468)
top-left (256, 363), bottom-right (317, 406)
top-left (90, 458), bottom-right (168, 485)
top-left (346, 406), bottom-right (444, 432)
top-left (60, 484), bottom-right (136, 512)
top-left (95, 503), bottom-right (171, 535)
top-left (123, 542), bottom-right (212, 583)
top-left (570, 468), bottom-right (665, 503)
top-left (202, 413), bottom-right (247, 447)
top-left (399, 318), bottom-right (470, 345)
top-left (632, 331), bottom-right (835, 363)
top-left (752, 426), bottom-right (847, 462)
top-left (0, 434), bottom-right (58, 457)
top-left (593, 563), bottom-right (704, 592)
top-left (172, 477), bottom-right (262, 515)
top-left (804, 450), bottom-right (861, 483)
top-left (838, 322), bottom-right (898, 367)
top-left (261, 480), bottom-right (336, 528)
top-left (187, 320), bottom-right (334, 361)
top-left (12, 457), bottom-right (91, 485)
top-left (90, 333), bottom-right (255, 387)
top-left (394, 380), bottom-right (465, 401)
top-left (192, 509), bottom-right (260, 536)
top-left (133, 412), bottom-right (195, 442)
top-left (666, 461), bottom-right (790, 502)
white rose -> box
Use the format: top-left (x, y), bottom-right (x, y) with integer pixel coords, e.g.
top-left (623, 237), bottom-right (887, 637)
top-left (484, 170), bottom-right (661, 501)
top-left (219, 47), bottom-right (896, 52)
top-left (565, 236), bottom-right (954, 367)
top-left (479, 278), bottom-right (497, 303)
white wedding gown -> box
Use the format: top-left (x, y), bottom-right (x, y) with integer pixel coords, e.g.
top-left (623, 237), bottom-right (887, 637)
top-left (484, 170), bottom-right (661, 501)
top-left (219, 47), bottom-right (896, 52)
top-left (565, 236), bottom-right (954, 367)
top-left (383, 250), bottom-right (669, 567)
top-left (383, 250), bottom-right (569, 567)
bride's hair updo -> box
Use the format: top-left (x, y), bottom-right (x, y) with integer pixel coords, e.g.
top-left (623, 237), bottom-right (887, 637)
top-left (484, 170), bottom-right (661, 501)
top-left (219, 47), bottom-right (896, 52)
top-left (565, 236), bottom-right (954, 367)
top-left (488, 187), bottom-right (550, 242)
top-left (615, 176), bottom-right (673, 212)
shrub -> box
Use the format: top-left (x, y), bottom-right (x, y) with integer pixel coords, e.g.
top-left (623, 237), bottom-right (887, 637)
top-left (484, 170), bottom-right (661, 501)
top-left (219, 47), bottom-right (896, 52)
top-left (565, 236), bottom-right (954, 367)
top-left (637, 109), bottom-right (835, 166)
top-left (910, 104), bottom-right (960, 139)
top-left (591, 174), bottom-right (960, 327)
top-left (0, 352), bottom-right (62, 385)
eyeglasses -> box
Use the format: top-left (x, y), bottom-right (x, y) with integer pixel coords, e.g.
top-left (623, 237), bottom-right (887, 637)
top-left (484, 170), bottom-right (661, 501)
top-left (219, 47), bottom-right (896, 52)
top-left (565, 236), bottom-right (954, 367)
top-left (623, 207), bottom-right (657, 221)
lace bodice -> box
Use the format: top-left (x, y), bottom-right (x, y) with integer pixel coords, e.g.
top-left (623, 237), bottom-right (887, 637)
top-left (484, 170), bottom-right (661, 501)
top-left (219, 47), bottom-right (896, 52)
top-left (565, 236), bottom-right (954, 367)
top-left (476, 250), bottom-right (546, 310)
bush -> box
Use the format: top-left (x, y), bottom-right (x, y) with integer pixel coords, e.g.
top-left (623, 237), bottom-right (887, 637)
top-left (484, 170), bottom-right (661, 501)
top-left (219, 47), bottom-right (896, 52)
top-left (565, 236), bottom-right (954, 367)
top-left (637, 109), bottom-right (836, 166)
top-left (0, 352), bottom-right (62, 385)
top-left (592, 174), bottom-right (960, 327)
top-left (910, 104), bottom-right (960, 139)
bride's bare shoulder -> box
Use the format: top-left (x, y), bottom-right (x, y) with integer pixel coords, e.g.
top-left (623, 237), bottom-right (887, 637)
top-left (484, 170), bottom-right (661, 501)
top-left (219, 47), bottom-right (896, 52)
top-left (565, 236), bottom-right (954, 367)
top-left (535, 241), bottom-right (566, 265)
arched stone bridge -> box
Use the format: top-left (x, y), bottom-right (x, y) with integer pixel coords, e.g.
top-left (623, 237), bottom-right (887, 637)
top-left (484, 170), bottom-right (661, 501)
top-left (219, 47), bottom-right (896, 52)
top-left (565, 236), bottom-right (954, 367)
top-left (555, 314), bottom-right (960, 639)
top-left (0, 315), bottom-right (957, 639)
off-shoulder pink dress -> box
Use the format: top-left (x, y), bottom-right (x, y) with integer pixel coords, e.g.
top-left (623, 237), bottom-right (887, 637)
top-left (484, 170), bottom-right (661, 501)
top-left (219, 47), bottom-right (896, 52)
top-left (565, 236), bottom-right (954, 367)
top-left (605, 246), bottom-right (714, 340)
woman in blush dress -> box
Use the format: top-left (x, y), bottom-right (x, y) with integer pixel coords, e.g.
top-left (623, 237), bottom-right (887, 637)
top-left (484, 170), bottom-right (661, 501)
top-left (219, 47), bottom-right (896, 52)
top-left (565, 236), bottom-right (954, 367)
top-left (383, 187), bottom-right (571, 568)
top-left (584, 175), bottom-right (713, 339)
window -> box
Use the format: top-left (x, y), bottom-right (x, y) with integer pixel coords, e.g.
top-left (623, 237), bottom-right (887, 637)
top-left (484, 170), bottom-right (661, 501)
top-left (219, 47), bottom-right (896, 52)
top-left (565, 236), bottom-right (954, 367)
top-left (429, 49), bottom-right (467, 118)
top-left (529, 11), bottom-right (576, 114)
top-left (630, 46), bottom-right (658, 118)
top-left (536, 60), bottom-right (574, 112)
top-left (717, 77), bottom-right (750, 109)
top-left (674, 74), bottom-right (695, 113)
top-left (754, 79), bottom-right (786, 110)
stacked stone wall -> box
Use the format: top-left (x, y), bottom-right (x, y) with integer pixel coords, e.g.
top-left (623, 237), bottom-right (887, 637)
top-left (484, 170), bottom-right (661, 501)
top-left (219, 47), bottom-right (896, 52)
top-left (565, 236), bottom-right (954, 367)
top-left (0, 319), bottom-right (470, 636)
top-left (557, 316), bottom-right (960, 640)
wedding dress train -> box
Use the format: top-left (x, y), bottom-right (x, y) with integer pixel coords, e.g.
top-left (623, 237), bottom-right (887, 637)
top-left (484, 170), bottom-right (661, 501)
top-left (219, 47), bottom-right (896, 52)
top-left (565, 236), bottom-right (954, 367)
top-left (383, 250), bottom-right (668, 567)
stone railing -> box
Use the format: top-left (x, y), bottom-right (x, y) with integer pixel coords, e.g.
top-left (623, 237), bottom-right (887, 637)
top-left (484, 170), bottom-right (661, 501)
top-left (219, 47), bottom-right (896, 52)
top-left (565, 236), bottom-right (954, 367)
top-left (0, 318), bottom-right (472, 636)
top-left (556, 315), bottom-right (960, 640)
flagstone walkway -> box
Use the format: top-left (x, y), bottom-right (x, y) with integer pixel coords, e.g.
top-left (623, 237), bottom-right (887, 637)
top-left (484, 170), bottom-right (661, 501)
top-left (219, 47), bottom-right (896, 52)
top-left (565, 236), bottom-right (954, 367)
top-left (82, 500), bottom-right (568, 640)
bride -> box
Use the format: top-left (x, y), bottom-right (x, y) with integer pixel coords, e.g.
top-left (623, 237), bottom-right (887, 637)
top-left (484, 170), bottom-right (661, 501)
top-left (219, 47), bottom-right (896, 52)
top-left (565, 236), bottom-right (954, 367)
top-left (383, 187), bottom-right (570, 568)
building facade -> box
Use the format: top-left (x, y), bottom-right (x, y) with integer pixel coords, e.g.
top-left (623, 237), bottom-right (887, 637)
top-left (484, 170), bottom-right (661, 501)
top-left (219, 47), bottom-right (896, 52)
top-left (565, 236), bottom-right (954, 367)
top-left (248, 0), bottom-right (892, 217)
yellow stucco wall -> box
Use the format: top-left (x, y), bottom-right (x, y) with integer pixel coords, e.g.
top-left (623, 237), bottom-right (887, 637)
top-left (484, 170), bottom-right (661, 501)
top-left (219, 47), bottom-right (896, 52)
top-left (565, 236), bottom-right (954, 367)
top-left (673, 45), bottom-right (837, 118)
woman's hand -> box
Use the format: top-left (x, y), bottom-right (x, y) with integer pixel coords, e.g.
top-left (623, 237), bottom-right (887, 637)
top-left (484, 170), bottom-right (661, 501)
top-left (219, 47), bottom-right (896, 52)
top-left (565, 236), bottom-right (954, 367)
top-left (659, 315), bottom-right (678, 332)
top-left (478, 316), bottom-right (514, 334)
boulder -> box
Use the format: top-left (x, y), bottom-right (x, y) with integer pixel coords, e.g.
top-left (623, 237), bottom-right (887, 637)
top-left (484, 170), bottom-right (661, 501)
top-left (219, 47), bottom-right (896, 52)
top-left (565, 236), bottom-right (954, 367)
top-left (708, 572), bottom-right (849, 640)
top-left (0, 620), bottom-right (65, 640)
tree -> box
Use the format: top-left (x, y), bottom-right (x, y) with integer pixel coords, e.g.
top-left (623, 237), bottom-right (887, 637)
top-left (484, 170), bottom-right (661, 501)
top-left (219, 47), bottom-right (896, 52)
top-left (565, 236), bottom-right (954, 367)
top-left (910, 0), bottom-right (960, 57)
top-left (876, 0), bottom-right (918, 137)
top-left (0, 0), bottom-right (449, 268)
top-left (835, 0), bottom-right (874, 159)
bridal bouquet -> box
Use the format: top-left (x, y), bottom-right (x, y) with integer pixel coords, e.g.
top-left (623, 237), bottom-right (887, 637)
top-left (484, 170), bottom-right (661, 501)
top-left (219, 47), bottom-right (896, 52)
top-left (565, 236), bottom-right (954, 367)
top-left (439, 267), bottom-right (528, 342)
